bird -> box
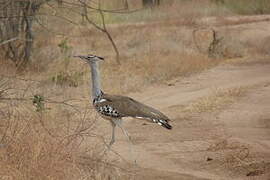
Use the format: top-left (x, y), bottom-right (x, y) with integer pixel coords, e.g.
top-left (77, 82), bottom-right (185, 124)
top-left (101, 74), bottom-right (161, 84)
top-left (74, 54), bottom-right (172, 146)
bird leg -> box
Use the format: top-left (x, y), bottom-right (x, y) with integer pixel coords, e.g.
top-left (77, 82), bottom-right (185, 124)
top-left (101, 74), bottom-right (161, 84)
top-left (112, 119), bottom-right (132, 143)
top-left (112, 119), bottom-right (137, 164)
top-left (109, 120), bottom-right (116, 146)
top-left (119, 126), bottom-right (132, 143)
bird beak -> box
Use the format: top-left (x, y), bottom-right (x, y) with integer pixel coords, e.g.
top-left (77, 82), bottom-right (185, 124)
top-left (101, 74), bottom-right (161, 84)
top-left (73, 55), bottom-right (105, 61)
top-left (73, 55), bottom-right (83, 59)
top-left (98, 56), bottom-right (105, 61)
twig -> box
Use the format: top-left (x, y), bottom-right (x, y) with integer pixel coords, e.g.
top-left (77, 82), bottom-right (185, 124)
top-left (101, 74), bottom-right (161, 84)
top-left (0, 97), bottom-right (87, 112)
top-left (0, 37), bottom-right (18, 46)
top-left (98, 6), bottom-right (120, 65)
top-left (80, 0), bottom-right (120, 64)
top-left (0, 75), bottom-right (41, 82)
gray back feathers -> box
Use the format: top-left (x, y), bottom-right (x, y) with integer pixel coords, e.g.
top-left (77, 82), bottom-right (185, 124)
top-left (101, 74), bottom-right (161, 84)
top-left (94, 93), bottom-right (172, 129)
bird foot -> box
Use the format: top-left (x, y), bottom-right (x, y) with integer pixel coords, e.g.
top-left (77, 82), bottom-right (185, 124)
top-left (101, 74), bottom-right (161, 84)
top-left (109, 139), bottom-right (115, 147)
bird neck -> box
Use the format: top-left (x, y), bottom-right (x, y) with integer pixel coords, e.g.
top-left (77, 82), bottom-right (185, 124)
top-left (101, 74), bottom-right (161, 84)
top-left (89, 61), bottom-right (102, 100)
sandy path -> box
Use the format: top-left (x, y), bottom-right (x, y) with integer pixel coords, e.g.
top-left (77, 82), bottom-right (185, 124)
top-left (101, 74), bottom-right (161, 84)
top-left (108, 61), bottom-right (270, 179)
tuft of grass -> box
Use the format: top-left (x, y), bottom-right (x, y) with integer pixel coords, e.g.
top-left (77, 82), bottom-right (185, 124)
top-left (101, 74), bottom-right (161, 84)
top-left (51, 71), bottom-right (85, 87)
top-left (184, 86), bottom-right (247, 113)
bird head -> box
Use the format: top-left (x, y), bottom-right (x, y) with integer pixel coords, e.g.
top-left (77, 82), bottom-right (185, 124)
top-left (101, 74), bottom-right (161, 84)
top-left (73, 54), bottom-right (104, 64)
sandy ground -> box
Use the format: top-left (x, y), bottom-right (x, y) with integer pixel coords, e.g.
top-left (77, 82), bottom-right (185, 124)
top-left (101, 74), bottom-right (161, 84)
top-left (103, 59), bottom-right (270, 180)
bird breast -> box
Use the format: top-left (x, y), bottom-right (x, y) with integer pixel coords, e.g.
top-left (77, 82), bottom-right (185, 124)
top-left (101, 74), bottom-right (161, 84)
top-left (93, 99), bottom-right (121, 118)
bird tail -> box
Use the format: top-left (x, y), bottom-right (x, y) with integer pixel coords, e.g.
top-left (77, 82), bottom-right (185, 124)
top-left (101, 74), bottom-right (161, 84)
top-left (154, 119), bottom-right (172, 130)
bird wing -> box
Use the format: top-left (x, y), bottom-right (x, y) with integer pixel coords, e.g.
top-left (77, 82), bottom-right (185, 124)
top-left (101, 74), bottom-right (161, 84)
top-left (97, 93), bottom-right (170, 122)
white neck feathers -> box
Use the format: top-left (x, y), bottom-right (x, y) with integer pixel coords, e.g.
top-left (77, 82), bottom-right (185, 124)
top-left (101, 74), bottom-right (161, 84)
top-left (89, 61), bottom-right (102, 100)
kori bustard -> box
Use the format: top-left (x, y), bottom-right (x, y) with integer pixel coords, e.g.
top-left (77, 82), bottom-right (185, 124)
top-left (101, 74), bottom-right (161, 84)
top-left (74, 54), bottom-right (172, 146)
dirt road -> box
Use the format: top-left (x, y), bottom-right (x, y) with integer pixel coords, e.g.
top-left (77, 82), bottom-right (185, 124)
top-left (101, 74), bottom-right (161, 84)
top-left (107, 59), bottom-right (270, 180)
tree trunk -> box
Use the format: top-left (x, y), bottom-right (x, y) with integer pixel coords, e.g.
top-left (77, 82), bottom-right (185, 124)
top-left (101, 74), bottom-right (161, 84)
top-left (0, 0), bottom-right (44, 69)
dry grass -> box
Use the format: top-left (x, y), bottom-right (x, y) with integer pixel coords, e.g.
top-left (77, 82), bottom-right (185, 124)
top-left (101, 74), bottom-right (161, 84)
top-left (100, 53), bottom-right (219, 94)
top-left (184, 86), bottom-right (247, 113)
top-left (0, 74), bottom-right (130, 180)
top-left (1, 0), bottom-right (266, 179)
top-left (0, 2), bottom-right (233, 177)
top-left (99, 0), bottom-right (231, 24)
top-left (0, 40), bottom-right (221, 180)
top-left (31, 5), bottom-right (224, 95)
top-left (207, 138), bottom-right (268, 177)
top-left (222, 0), bottom-right (270, 15)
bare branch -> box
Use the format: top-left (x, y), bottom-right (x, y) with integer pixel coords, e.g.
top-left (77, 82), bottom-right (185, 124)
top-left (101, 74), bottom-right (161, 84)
top-left (0, 37), bottom-right (18, 46)
top-left (79, 0), bottom-right (120, 64)
top-left (98, 8), bottom-right (120, 64)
